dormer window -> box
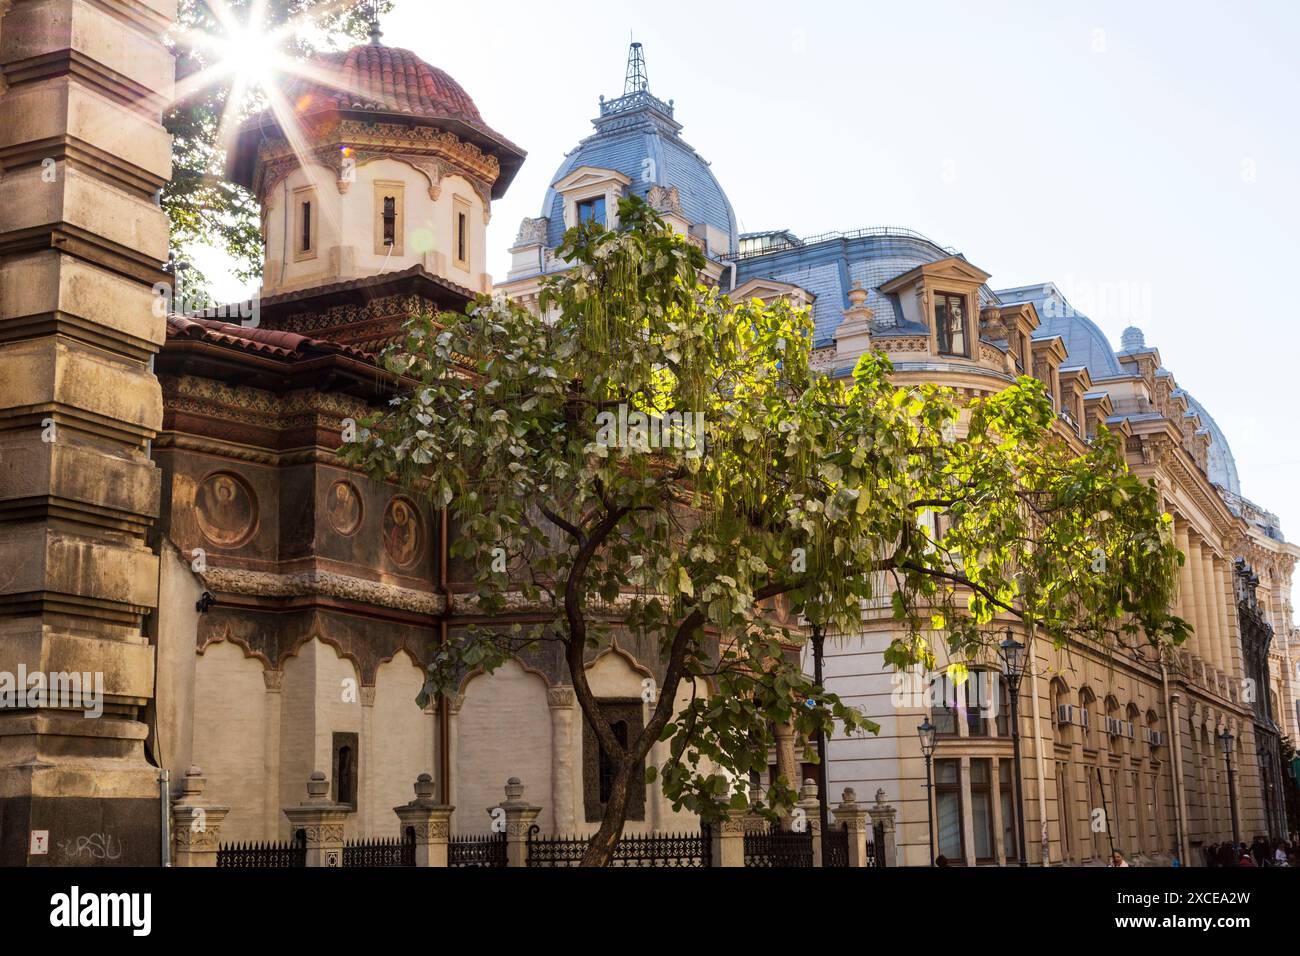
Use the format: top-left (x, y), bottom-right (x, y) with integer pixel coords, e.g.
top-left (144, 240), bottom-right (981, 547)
top-left (577, 196), bottom-right (606, 226)
top-left (935, 292), bottom-right (968, 356)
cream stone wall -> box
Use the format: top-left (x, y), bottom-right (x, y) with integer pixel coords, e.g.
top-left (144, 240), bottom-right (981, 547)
top-left (262, 158), bottom-right (487, 296)
top-left (192, 640), bottom-right (271, 843)
top-left (454, 659), bottom-right (554, 834)
top-left (370, 651), bottom-right (436, 837)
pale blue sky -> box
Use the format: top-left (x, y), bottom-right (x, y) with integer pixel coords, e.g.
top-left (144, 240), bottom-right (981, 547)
top-left (202, 0), bottom-right (1300, 547)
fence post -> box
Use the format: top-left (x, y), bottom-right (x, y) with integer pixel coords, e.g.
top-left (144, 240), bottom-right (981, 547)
top-left (868, 788), bottom-right (898, 867)
top-left (832, 787), bottom-right (871, 867)
top-left (282, 771), bottom-right (349, 867)
top-left (170, 766), bottom-right (229, 867)
top-left (797, 778), bottom-right (823, 867)
top-left (393, 773), bottom-right (454, 867)
top-left (710, 803), bottom-right (749, 867)
top-left (496, 777), bottom-right (541, 867)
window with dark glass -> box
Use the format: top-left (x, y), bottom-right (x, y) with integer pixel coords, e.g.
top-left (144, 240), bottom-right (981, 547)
top-left (935, 759), bottom-right (964, 862)
top-left (999, 759), bottom-right (1018, 861)
top-left (577, 196), bottom-right (606, 226)
top-left (934, 291), bottom-right (967, 356)
top-left (382, 196), bottom-right (396, 247)
top-left (456, 210), bottom-right (468, 264)
top-left (970, 758), bottom-right (995, 862)
top-left (331, 731), bottom-right (358, 811)
top-left (598, 719), bottom-right (628, 804)
top-left (583, 700), bottom-right (645, 821)
top-left (300, 201), bottom-right (313, 253)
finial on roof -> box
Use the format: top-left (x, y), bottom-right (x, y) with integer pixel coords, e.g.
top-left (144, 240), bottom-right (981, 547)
top-left (367, 0), bottom-right (383, 45)
top-left (1120, 326), bottom-right (1145, 350)
top-left (624, 40), bottom-right (649, 94)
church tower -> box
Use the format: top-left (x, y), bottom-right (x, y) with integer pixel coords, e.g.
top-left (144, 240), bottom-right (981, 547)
top-left (226, 12), bottom-right (525, 347)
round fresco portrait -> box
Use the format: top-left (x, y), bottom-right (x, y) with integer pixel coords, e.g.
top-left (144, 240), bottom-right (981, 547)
top-left (195, 472), bottom-right (257, 547)
top-left (325, 480), bottom-right (363, 536)
top-left (382, 496), bottom-right (422, 567)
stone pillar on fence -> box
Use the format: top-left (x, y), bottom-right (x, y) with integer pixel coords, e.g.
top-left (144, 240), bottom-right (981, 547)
top-left (796, 778), bottom-right (824, 867)
top-left (868, 787), bottom-right (899, 867)
top-left (495, 777), bottom-right (541, 867)
top-left (832, 787), bottom-right (871, 867)
top-left (710, 803), bottom-right (749, 867)
top-left (393, 773), bottom-right (454, 867)
top-left (283, 771), bottom-right (349, 868)
top-left (170, 767), bottom-right (229, 867)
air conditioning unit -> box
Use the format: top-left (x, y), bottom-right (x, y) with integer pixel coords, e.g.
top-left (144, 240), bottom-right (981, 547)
top-left (1148, 730), bottom-right (1164, 747)
top-left (1106, 716), bottom-right (1124, 737)
top-left (1079, 708), bottom-right (1091, 729)
top-left (1124, 721), bottom-right (1136, 739)
top-left (1056, 704), bottom-right (1077, 726)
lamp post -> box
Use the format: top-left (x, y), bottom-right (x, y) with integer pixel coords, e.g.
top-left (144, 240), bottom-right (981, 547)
top-left (810, 622), bottom-right (830, 858)
top-left (999, 632), bottom-right (1029, 867)
top-left (1219, 728), bottom-right (1240, 845)
top-left (918, 718), bottom-right (937, 866)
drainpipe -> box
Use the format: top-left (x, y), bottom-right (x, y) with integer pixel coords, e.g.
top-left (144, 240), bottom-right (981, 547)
top-left (728, 260), bottom-right (737, 292)
top-left (1026, 620), bottom-right (1050, 865)
top-left (437, 507), bottom-right (452, 805)
top-left (1161, 662), bottom-right (1190, 864)
top-left (159, 768), bottom-right (171, 867)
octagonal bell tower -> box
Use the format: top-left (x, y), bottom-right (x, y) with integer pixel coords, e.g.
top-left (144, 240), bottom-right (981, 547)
top-left (228, 23), bottom-right (524, 301)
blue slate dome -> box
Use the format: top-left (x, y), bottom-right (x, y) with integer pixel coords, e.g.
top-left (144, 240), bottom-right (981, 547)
top-left (539, 44), bottom-right (738, 255)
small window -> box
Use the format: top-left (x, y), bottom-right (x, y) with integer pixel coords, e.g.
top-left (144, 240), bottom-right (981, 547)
top-left (453, 197), bottom-right (471, 269)
top-left (301, 201), bottom-right (312, 253)
top-left (382, 196), bottom-right (396, 247)
top-left (970, 758), bottom-right (995, 862)
top-left (999, 759), bottom-right (1019, 861)
top-left (577, 196), bottom-right (606, 226)
top-left (935, 292), bottom-right (967, 356)
top-left (331, 731), bottom-right (359, 811)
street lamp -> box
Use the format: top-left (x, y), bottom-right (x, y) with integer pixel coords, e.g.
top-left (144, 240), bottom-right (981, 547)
top-left (999, 632), bottom-right (1029, 867)
top-left (918, 717), bottom-right (937, 866)
top-left (1219, 727), bottom-right (1240, 845)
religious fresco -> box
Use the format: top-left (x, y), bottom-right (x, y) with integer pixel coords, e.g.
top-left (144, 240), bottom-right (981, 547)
top-left (382, 496), bottom-right (422, 567)
top-left (195, 472), bottom-right (257, 547)
top-left (325, 480), bottom-right (363, 536)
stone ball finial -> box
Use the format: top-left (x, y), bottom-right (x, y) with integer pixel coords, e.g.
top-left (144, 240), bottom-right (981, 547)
top-left (1121, 326), bottom-right (1145, 350)
top-left (875, 787), bottom-right (887, 805)
top-left (799, 778), bottom-right (819, 801)
top-left (847, 283), bottom-right (869, 308)
top-left (504, 777), bottom-right (524, 802)
top-left (841, 787), bottom-right (857, 805)
top-left (181, 766), bottom-right (205, 797)
top-left (413, 773), bottom-right (435, 801)
top-left (306, 770), bottom-right (330, 801)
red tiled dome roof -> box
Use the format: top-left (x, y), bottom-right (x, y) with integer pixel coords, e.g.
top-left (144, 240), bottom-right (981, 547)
top-left (292, 44), bottom-right (486, 126)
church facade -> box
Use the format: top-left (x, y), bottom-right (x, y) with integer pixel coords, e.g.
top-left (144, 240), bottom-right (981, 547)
top-left (0, 3), bottom-right (1294, 866)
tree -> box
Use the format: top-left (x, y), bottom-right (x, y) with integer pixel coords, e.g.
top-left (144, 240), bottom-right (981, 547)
top-left (344, 196), bottom-right (1189, 866)
top-left (164, 1), bottom-right (392, 292)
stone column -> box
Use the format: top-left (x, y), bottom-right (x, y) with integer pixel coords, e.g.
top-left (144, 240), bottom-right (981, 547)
top-left (359, 684), bottom-right (375, 835)
top-left (832, 788), bottom-right (871, 867)
top-left (1174, 520), bottom-right (1202, 668)
top-left (1188, 534), bottom-right (1217, 675)
top-left (496, 777), bottom-right (541, 868)
top-left (1217, 559), bottom-right (1245, 689)
top-left (282, 771), bottom-right (348, 868)
top-left (262, 669), bottom-right (283, 840)
top-left (709, 805), bottom-right (748, 867)
top-left (547, 686), bottom-right (578, 833)
top-left (868, 788), bottom-right (899, 867)
top-left (0, 0), bottom-right (176, 866)
top-left (393, 773), bottom-right (453, 867)
top-left (796, 778), bottom-right (823, 867)
top-left (170, 766), bottom-right (229, 868)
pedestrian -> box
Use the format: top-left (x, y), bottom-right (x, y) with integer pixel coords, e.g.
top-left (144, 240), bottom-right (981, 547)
top-left (1108, 849), bottom-right (1129, 868)
top-left (1251, 835), bottom-right (1269, 867)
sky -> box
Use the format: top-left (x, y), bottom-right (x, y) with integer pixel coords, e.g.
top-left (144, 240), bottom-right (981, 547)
top-left (198, 0), bottom-right (1300, 557)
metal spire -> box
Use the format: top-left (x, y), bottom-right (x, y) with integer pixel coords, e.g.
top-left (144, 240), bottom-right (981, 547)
top-left (367, 0), bottom-right (383, 45)
top-left (623, 40), bottom-right (648, 95)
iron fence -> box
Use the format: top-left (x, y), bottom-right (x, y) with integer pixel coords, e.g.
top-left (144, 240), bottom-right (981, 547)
top-left (449, 831), bottom-right (507, 868)
top-left (216, 836), bottom-right (306, 868)
top-left (527, 824), bottom-right (712, 867)
top-left (824, 823), bottom-right (850, 868)
top-left (744, 824), bottom-right (814, 867)
top-left (342, 833), bottom-right (415, 867)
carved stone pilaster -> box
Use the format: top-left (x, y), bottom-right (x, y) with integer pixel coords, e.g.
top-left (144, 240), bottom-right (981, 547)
top-left (282, 771), bottom-right (349, 867)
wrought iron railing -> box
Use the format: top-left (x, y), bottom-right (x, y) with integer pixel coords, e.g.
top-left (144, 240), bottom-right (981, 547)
top-left (216, 836), bottom-right (306, 868)
top-left (526, 824), bottom-right (712, 867)
top-left (342, 833), bottom-right (416, 868)
top-left (824, 823), bottom-right (850, 868)
top-left (873, 821), bottom-right (888, 867)
top-left (448, 831), bottom-right (507, 868)
top-left (743, 825), bottom-right (814, 868)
